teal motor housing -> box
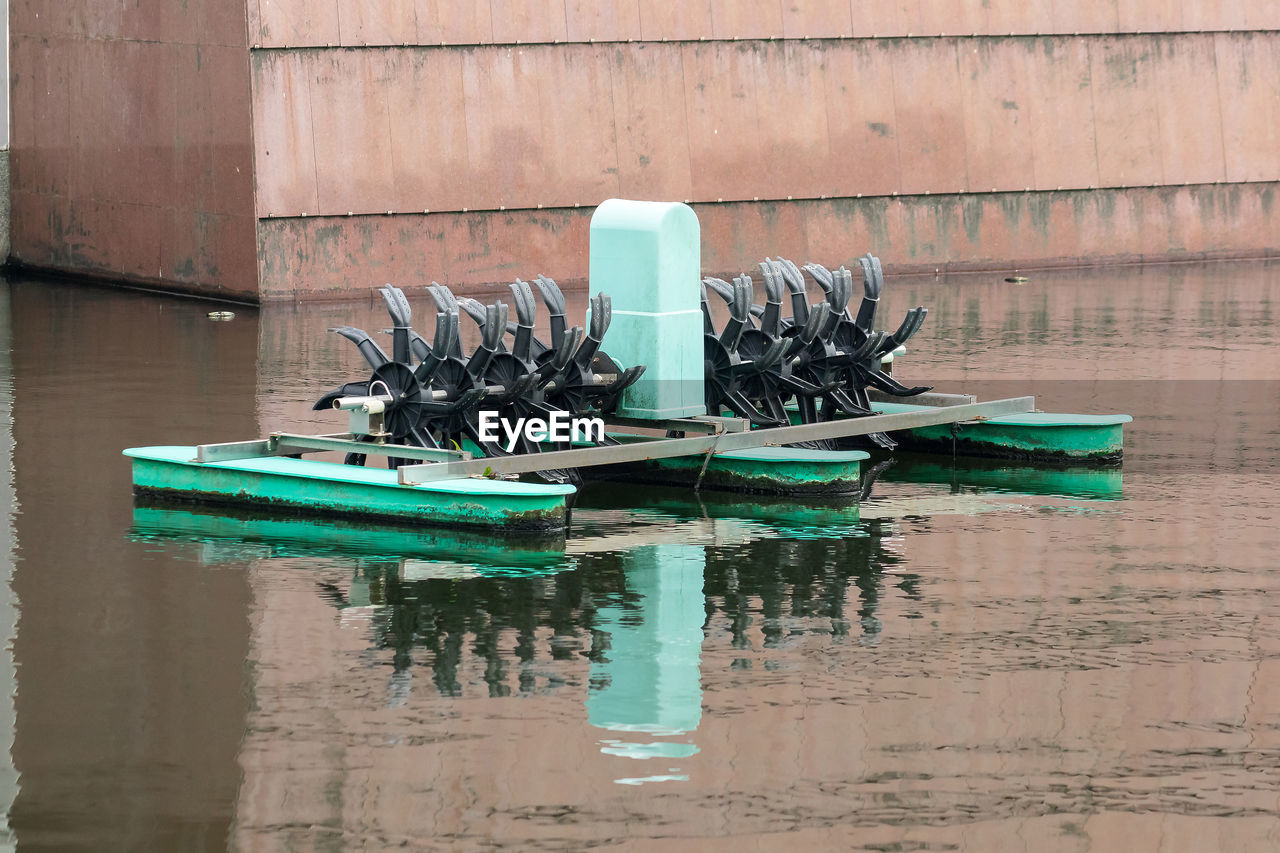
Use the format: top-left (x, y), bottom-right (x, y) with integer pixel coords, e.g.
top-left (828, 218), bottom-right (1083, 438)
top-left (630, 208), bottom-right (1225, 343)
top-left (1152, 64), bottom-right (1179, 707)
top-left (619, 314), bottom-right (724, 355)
top-left (589, 199), bottom-right (705, 419)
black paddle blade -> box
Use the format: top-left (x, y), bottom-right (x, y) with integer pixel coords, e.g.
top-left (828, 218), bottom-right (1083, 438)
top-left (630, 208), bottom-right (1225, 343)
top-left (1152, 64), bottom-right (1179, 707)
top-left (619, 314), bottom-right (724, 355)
top-left (313, 381), bottom-right (371, 411)
top-left (330, 326), bottom-right (390, 370)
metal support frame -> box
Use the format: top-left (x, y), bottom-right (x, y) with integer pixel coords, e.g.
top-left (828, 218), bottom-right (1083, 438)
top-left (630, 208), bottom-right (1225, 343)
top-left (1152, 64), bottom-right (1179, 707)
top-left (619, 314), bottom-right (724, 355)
top-left (396, 396), bottom-right (1033, 484)
top-left (195, 433), bottom-right (471, 464)
top-left (190, 396), bottom-right (1033, 485)
top-left (605, 414), bottom-right (752, 434)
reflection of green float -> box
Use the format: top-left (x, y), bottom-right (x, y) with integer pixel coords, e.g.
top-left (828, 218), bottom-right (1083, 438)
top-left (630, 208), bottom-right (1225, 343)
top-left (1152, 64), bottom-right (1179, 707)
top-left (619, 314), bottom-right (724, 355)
top-left (577, 483), bottom-right (865, 540)
top-left (882, 453), bottom-right (1125, 500)
top-left (129, 490), bottom-right (868, 574)
top-left (130, 504), bottom-right (570, 576)
top-left (586, 544), bottom-right (706, 780)
top-left (132, 494), bottom-right (903, 778)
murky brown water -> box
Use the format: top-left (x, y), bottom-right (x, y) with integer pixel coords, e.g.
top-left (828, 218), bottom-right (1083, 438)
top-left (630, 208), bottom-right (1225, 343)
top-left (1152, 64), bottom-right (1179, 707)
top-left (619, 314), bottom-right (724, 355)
top-left (2, 260), bottom-right (1279, 851)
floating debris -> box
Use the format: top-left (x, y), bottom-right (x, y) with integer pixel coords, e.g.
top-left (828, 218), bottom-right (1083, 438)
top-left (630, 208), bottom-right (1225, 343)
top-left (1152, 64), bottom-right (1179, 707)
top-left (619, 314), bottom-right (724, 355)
top-left (1005, 276), bottom-right (1030, 284)
top-left (207, 311), bottom-right (235, 320)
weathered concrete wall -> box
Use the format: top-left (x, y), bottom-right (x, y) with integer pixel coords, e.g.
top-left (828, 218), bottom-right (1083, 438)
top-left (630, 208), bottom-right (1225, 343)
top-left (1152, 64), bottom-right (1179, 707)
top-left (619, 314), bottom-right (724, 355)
top-left (7, 0), bottom-right (258, 299)
top-left (245, 0), bottom-right (1280, 47)
top-left (252, 35), bottom-right (1280, 217)
top-left (251, 30), bottom-right (1280, 298)
top-left (256, 207), bottom-right (591, 300)
top-left (256, 184), bottom-right (1280, 300)
top-left (8, 2), bottom-right (1280, 300)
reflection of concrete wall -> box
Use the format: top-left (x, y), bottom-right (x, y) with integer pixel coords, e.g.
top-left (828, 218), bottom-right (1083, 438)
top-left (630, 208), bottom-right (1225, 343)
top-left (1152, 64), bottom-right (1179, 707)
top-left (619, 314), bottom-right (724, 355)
top-left (883, 261), bottom-right (1280, 384)
top-left (1, 151), bottom-right (10, 266)
top-left (0, 283), bottom-right (18, 851)
top-left (9, 3), bottom-right (1280, 300)
top-left (6, 281), bottom-right (257, 847)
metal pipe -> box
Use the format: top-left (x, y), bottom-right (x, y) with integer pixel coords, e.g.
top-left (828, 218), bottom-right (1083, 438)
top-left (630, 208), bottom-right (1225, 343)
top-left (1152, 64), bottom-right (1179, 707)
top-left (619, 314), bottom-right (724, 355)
top-left (332, 395), bottom-right (392, 412)
top-left (333, 371), bottom-right (620, 408)
top-left (418, 374), bottom-right (614, 401)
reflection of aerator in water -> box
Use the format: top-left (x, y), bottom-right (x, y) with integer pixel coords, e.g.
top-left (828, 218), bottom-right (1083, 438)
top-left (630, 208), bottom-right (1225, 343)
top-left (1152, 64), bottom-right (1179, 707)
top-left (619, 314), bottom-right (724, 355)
top-left (586, 544), bottom-right (706, 767)
top-left (128, 503), bottom-right (570, 575)
top-left (880, 453), bottom-right (1125, 500)
top-left (344, 514), bottom-right (910, 707)
top-left (135, 494), bottom-right (912, 712)
top-left (327, 513), bottom-right (907, 705)
top-left (579, 529), bottom-right (915, 781)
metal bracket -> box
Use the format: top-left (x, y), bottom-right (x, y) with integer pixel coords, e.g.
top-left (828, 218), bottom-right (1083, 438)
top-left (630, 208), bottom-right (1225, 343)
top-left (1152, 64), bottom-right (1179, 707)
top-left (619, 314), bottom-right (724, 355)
top-left (603, 414), bottom-right (750, 435)
top-left (604, 415), bottom-right (722, 434)
top-left (687, 415), bottom-right (751, 433)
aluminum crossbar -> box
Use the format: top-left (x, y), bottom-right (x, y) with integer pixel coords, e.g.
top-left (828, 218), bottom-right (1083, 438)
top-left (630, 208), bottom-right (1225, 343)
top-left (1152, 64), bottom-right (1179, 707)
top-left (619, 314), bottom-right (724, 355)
top-left (397, 396), bottom-right (1035, 485)
top-left (866, 390), bottom-right (976, 407)
top-left (195, 433), bottom-right (471, 464)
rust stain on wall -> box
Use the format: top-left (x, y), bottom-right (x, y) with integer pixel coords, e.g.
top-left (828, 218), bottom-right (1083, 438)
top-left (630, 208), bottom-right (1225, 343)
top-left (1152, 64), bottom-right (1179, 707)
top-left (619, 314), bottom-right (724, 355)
top-left (959, 39), bottom-right (1034, 193)
top-left (1214, 33), bottom-right (1280, 183)
top-left (1092, 37), bottom-right (1162, 187)
top-left (1154, 35), bottom-right (1227, 186)
top-left (565, 0), bottom-right (642, 42)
